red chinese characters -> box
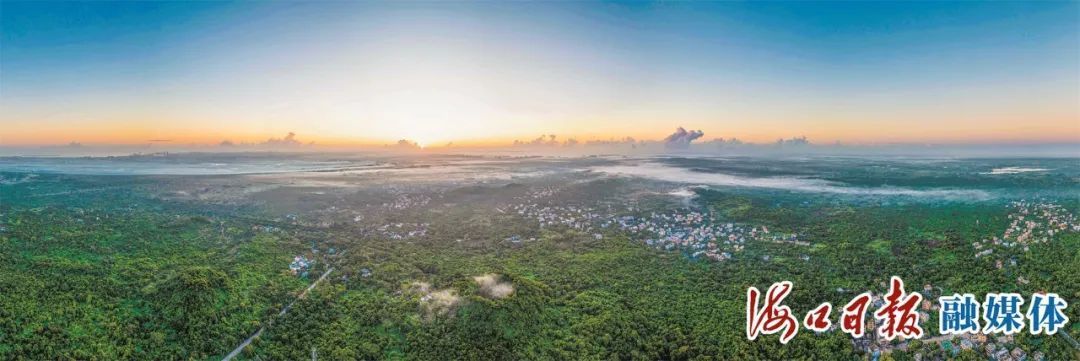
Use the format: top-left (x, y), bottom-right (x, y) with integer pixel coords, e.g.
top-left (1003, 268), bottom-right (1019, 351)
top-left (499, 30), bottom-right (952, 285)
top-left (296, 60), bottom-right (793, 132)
top-left (746, 281), bottom-right (799, 344)
top-left (803, 302), bottom-right (833, 332)
top-left (874, 276), bottom-right (924, 340)
top-left (841, 292), bottom-right (872, 338)
top-left (745, 276), bottom-right (1060, 344)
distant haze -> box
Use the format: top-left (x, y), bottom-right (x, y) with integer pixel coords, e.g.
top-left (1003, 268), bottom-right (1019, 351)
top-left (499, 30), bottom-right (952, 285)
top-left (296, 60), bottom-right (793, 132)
top-left (0, 134), bottom-right (1077, 158)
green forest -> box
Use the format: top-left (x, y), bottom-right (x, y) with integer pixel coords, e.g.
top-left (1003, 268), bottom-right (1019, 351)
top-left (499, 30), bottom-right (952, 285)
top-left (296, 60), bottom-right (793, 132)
top-left (0, 162), bottom-right (1078, 360)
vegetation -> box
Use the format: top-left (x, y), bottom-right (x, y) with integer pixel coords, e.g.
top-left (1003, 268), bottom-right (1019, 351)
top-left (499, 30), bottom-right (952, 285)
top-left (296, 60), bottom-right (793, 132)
top-left (0, 155), bottom-right (1077, 360)
top-left (0, 205), bottom-right (306, 359)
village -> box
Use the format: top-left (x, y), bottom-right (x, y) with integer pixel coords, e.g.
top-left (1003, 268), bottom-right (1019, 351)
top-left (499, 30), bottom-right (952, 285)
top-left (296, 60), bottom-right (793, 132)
top-left (973, 200), bottom-right (1079, 280)
top-left (194, 159), bottom-right (1080, 361)
top-left (856, 286), bottom-right (1046, 361)
top-left (3, 152), bottom-right (1078, 360)
top-left (504, 183), bottom-right (810, 263)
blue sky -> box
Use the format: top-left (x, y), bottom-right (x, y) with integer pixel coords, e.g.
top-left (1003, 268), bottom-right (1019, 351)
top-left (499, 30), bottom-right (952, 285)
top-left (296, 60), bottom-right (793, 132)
top-left (2, 1), bottom-right (1077, 146)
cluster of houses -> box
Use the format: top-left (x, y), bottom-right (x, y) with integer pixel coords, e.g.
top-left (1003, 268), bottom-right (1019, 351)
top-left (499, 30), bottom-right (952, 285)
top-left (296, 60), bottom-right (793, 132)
top-left (288, 255), bottom-right (312, 277)
top-left (879, 333), bottom-right (1041, 361)
top-left (1001, 201), bottom-right (1079, 247)
top-left (980, 337), bottom-right (1040, 361)
top-left (382, 193), bottom-right (432, 210)
top-left (936, 333), bottom-right (1041, 361)
top-left (955, 203), bottom-right (1076, 358)
top-left (973, 201), bottom-right (1078, 264)
top-left (523, 186), bottom-right (560, 201)
top-left (511, 203), bottom-right (606, 232)
top-left (373, 222), bottom-right (429, 240)
top-left (509, 194), bottom-right (804, 263)
top-left (252, 224), bottom-right (280, 233)
top-left (851, 283), bottom-right (1046, 361)
top-left (604, 211), bottom-right (788, 262)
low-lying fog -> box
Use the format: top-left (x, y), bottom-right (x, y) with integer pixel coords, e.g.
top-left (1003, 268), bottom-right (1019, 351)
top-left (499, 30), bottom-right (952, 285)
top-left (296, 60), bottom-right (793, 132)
top-left (1, 153), bottom-right (1076, 202)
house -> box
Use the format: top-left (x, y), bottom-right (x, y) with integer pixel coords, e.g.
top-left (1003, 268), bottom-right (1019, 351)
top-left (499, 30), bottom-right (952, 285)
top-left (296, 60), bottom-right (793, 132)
top-left (1010, 348), bottom-right (1026, 361)
top-left (942, 341), bottom-right (956, 356)
top-left (289, 255), bottom-right (311, 275)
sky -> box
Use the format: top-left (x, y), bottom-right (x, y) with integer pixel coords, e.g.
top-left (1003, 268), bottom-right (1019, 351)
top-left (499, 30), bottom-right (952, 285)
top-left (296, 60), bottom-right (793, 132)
top-left (1, 1), bottom-right (1078, 149)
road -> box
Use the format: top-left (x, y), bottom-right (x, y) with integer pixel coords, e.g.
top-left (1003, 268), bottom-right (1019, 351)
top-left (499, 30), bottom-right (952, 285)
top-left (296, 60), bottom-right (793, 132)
top-left (221, 265), bottom-right (335, 361)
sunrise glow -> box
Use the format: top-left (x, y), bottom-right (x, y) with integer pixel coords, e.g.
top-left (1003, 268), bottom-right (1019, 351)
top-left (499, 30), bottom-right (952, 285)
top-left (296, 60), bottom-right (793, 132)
top-left (1, 2), bottom-right (1077, 149)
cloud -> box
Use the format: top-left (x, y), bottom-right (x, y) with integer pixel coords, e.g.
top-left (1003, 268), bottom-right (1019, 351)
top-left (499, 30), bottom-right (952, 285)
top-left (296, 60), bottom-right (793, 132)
top-left (663, 127), bottom-right (704, 149)
top-left (775, 136), bottom-right (809, 147)
top-left (512, 135), bottom-right (609, 148)
top-left (591, 162), bottom-right (991, 199)
top-left (214, 132), bottom-right (312, 148)
top-left (513, 134), bottom-right (560, 147)
top-left (584, 137), bottom-right (645, 148)
top-left (586, 137), bottom-right (633, 145)
top-left (405, 281), bottom-right (462, 320)
top-left (261, 132), bottom-right (304, 147)
top-left (703, 137), bottom-right (744, 147)
top-left (982, 167), bottom-right (1050, 175)
top-left (473, 274), bottom-right (514, 299)
top-left (421, 289), bottom-right (460, 318)
top-left (390, 139), bottom-right (421, 150)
